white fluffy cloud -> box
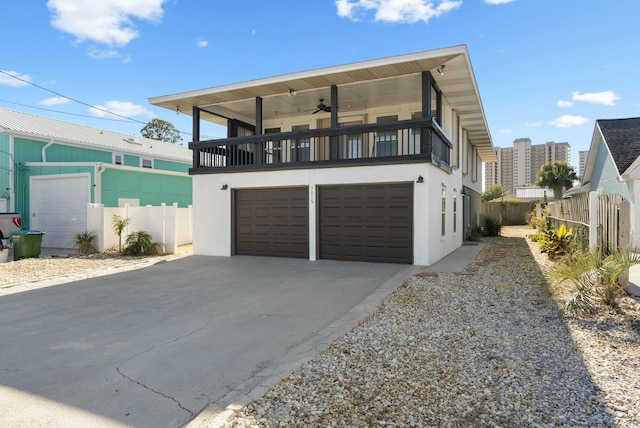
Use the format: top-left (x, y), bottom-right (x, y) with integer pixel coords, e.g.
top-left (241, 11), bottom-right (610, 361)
top-left (0, 70), bottom-right (31, 87)
top-left (336, 0), bottom-right (462, 23)
top-left (499, 129), bottom-right (513, 135)
top-left (197, 40), bottom-right (208, 48)
top-left (556, 100), bottom-right (574, 108)
top-left (572, 90), bottom-right (620, 106)
top-left (89, 101), bottom-right (153, 118)
top-left (47, 0), bottom-right (166, 46)
top-left (549, 114), bottom-right (589, 128)
top-left (484, 0), bottom-right (515, 4)
top-left (39, 97), bottom-right (70, 106)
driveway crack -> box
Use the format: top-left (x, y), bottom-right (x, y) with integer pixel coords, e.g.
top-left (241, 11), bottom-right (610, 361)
top-left (116, 366), bottom-right (193, 416)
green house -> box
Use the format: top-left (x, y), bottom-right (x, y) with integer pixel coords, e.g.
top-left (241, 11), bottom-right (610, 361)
top-left (0, 108), bottom-right (192, 248)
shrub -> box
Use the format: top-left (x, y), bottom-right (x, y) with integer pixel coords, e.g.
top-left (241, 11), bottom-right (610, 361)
top-left (74, 231), bottom-right (97, 256)
top-left (539, 224), bottom-right (574, 259)
top-left (526, 208), bottom-right (549, 232)
top-left (482, 216), bottom-right (502, 237)
top-left (122, 231), bottom-right (162, 256)
top-left (548, 248), bottom-right (640, 314)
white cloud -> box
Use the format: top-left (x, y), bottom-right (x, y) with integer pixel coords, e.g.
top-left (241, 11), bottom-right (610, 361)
top-left (89, 101), bottom-right (153, 118)
top-left (39, 97), bottom-right (70, 106)
top-left (197, 39), bottom-right (208, 48)
top-left (499, 129), bottom-right (513, 135)
top-left (0, 70), bottom-right (31, 87)
top-left (549, 114), bottom-right (589, 128)
top-left (556, 100), bottom-right (574, 108)
top-left (571, 90), bottom-right (620, 106)
top-left (484, 0), bottom-right (515, 4)
top-left (47, 0), bottom-right (166, 46)
top-left (336, 0), bottom-right (462, 23)
top-left (87, 47), bottom-right (122, 59)
top-left (525, 121), bottom-right (543, 127)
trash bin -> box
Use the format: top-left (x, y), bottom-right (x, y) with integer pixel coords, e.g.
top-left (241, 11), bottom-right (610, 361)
top-left (10, 230), bottom-right (45, 261)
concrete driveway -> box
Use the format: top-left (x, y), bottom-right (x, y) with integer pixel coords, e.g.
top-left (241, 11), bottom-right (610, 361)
top-left (0, 256), bottom-right (413, 427)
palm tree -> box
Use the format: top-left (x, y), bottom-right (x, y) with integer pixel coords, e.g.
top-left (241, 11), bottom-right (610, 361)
top-left (112, 214), bottom-right (131, 252)
top-left (548, 248), bottom-right (640, 314)
top-left (535, 161), bottom-right (578, 199)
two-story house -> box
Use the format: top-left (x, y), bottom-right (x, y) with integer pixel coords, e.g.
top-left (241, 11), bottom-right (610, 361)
top-left (149, 44), bottom-right (494, 265)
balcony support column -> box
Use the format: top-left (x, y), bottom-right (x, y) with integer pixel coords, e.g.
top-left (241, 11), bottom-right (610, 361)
top-left (255, 97), bottom-right (264, 164)
top-left (421, 72), bottom-right (433, 155)
top-left (330, 85), bottom-right (339, 160)
top-left (192, 106), bottom-right (200, 167)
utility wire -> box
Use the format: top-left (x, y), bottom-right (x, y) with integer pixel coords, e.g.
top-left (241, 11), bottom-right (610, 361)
top-left (0, 70), bottom-right (145, 124)
top-left (0, 99), bottom-right (135, 122)
top-left (0, 71), bottom-right (219, 140)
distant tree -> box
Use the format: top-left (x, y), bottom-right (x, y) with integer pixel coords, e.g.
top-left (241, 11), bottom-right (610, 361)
top-left (482, 184), bottom-right (508, 202)
top-left (535, 161), bottom-right (578, 199)
top-left (140, 118), bottom-right (182, 144)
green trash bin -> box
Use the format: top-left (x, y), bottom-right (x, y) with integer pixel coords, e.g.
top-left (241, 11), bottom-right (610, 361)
top-left (10, 230), bottom-right (45, 260)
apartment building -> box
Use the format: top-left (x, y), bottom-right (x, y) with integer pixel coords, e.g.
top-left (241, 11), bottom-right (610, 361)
top-left (578, 150), bottom-right (589, 179)
top-left (485, 138), bottom-right (570, 193)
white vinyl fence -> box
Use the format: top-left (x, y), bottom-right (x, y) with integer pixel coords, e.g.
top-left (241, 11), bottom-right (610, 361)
top-left (87, 203), bottom-right (193, 254)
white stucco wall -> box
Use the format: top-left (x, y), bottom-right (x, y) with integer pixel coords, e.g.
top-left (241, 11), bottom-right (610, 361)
top-left (192, 163), bottom-right (463, 266)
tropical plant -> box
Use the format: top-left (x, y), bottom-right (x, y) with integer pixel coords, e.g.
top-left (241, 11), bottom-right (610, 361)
top-left (539, 224), bottom-right (574, 259)
top-left (535, 161), bottom-right (578, 199)
top-left (482, 184), bottom-right (508, 202)
top-left (526, 208), bottom-right (549, 232)
top-left (140, 118), bottom-right (182, 144)
top-left (112, 214), bottom-right (131, 253)
top-left (482, 216), bottom-right (502, 236)
top-left (122, 231), bottom-right (161, 256)
top-left (548, 248), bottom-right (640, 314)
top-left (74, 231), bottom-right (97, 255)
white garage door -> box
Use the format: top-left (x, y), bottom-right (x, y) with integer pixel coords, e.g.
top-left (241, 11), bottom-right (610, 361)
top-left (30, 175), bottom-right (90, 249)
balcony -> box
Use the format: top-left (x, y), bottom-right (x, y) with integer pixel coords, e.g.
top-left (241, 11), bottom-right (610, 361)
top-left (189, 117), bottom-right (452, 175)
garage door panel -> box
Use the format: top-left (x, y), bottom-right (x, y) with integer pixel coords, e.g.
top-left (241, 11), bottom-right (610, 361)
top-left (30, 176), bottom-right (90, 249)
top-left (235, 188), bottom-right (309, 258)
top-left (319, 184), bottom-right (413, 264)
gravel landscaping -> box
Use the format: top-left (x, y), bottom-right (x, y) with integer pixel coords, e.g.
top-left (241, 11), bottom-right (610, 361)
top-left (223, 226), bottom-right (640, 427)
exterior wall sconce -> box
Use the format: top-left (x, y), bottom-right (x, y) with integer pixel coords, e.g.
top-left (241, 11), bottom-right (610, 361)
top-left (416, 175), bottom-right (424, 183)
top-left (220, 184), bottom-right (228, 190)
top-left (436, 65), bottom-right (445, 76)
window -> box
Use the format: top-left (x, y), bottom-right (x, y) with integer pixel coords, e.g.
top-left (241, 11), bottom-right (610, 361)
top-left (453, 191), bottom-right (457, 233)
top-left (411, 112), bottom-right (422, 154)
top-left (113, 154), bottom-right (123, 165)
top-left (376, 115), bottom-right (398, 157)
top-left (291, 124), bottom-right (310, 162)
top-left (441, 188), bottom-right (446, 236)
top-left (340, 120), bottom-right (363, 159)
top-left (265, 127), bottom-right (281, 164)
top-left (142, 159), bottom-right (152, 169)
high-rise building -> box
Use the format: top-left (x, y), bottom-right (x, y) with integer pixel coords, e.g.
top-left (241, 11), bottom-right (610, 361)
top-left (484, 139), bottom-right (571, 193)
top-left (578, 150), bottom-right (589, 179)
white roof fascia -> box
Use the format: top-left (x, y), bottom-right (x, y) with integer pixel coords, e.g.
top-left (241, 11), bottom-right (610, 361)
top-left (149, 45), bottom-right (468, 104)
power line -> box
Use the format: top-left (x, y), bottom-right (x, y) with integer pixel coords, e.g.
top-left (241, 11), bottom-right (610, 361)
top-left (0, 71), bottom-right (220, 140)
top-left (0, 99), bottom-right (135, 122)
top-left (0, 70), bottom-right (146, 124)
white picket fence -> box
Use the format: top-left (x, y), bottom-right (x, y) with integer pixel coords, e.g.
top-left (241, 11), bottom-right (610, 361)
top-left (87, 203), bottom-right (193, 254)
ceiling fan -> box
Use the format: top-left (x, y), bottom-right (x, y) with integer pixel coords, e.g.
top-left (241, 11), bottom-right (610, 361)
top-left (312, 98), bottom-right (332, 114)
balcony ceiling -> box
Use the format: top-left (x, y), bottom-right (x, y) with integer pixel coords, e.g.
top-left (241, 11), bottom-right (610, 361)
top-left (149, 45), bottom-right (495, 161)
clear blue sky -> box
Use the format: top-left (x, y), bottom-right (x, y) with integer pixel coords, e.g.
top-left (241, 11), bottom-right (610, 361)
top-left (1, 0), bottom-right (638, 169)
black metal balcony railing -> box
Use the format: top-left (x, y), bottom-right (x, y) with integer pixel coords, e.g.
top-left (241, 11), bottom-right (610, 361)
top-left (189, 117), bottom-right (452, 174)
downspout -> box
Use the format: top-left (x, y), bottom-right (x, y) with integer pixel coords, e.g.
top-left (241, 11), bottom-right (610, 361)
top-left (94, 163), bottom-right (106, 204)
top-left (41, 138), bottom-right (54, 162)
top-left (9, 135), bottom-right (15, 212)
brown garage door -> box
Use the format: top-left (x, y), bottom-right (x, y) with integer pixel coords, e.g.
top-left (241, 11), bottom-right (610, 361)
top-left (235, 187), bottom-right (309, 258)
top-left (319, 183), bottom-right (413, 264)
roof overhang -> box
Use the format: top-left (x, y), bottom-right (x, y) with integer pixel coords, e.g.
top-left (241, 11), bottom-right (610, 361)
top-left (149, 44), bottom-right (494, 161)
